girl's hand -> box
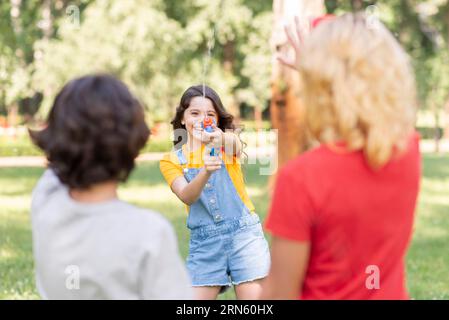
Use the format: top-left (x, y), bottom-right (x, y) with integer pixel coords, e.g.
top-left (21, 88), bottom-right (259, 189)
top-left (277, 16), bottom-right (304, 71)
top-left (193, 120), bottom-right (223, 147)
top-left (192, 121), bottom-right (205, 142)
top-left (203, 153), bottom-right (222, 173)
top-left (203, 122), bottom-right (223, 148)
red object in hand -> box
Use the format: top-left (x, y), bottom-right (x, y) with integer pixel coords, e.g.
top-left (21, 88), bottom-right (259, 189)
top-left (202, 117), bottom-right (219, 156)
top-left (311, 14), bottom-right (335, 29)
top-left (203, 118), bottom-right (214, 133)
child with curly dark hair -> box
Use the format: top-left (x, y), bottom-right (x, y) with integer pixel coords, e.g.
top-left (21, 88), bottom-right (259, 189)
top-left (29, 74), bottom-right (191, 299)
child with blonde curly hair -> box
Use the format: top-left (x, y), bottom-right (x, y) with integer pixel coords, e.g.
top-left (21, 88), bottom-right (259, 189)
top-left (263, 13), bottom-right (421, 299)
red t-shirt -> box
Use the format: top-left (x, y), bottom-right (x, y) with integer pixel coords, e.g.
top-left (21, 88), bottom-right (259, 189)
top-left (265, 133), bottom-right (421, 300)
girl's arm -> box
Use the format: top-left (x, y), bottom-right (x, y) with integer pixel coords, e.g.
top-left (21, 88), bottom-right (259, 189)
top-left (204, 127), bottom-right (242, 158)
top-left (170, 154), bottom-right (222, 206)
top-left (222, 131), bottom-right (242, 158)
top-left (202, 122), bottom-right (242, 158)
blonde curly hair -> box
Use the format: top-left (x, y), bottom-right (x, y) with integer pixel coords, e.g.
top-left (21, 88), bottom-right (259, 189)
top-left (298, 13), bottom-right (417, 168)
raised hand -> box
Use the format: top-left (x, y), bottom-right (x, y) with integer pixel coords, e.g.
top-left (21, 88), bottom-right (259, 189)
top-left (276, 16), bottom-right (304, 71)
top-left (203, 122), bottom-right (223, 148)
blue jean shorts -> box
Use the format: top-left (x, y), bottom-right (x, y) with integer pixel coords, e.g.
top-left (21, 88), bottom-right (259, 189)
top-left (186, 214), bottom-right (271, 290)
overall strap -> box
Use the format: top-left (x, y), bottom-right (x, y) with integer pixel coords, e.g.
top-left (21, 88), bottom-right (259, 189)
top-left (176, 148), bottom-right (187, 166)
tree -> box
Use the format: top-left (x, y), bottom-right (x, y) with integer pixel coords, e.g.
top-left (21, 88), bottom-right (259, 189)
top-left (0, 0), bottom-right (94, 124)
top-left (270, 0), bottom-right (325, 169)
top-left (239, 12), bottom-right (273, 131)
top-left (33, 0), bottom-right (186, 123)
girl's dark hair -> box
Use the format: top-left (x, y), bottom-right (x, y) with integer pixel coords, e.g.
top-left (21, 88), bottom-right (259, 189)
top-left (171, 85), bottom-right (235, 148)
top-left (29, 74), bottom-right (150, 189)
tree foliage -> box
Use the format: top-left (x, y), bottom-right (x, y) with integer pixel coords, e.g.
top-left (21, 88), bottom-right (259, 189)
top-left (0, 0), bottom-right (448, 127)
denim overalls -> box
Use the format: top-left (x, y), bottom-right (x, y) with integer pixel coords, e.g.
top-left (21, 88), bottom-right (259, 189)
top-left (176, 147), bottom-right (271, 288)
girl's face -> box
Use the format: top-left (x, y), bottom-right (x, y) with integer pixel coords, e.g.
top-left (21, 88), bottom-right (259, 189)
top-left (182, 96), bottom-right (218, 138)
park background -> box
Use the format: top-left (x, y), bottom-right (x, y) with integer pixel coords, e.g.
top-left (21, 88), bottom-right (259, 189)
top-left (1, 0), bottom-right (449, 299)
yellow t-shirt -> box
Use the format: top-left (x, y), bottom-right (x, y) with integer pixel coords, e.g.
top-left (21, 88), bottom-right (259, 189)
top-left (159, 144), bottom-right (255, 213)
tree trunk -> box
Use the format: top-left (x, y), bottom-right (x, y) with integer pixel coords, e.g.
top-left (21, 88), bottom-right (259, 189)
top-left (33, 0), bottom-right (55, 122)
top-left (444, 98), bottom-right (449, 140)
top-left (434, 110), bottom-right (440, 153)
top-left (223, 40), bottom-right (235, 74)
top-left (7, 105), bottom-right (18, 132)
top-left (444, 5), bottom-right (449, 140)
top-left (254, 106), bottom-right (263, 131)
top-left (41, 0), bottom-right (53, 40)
top-left (443, 0), bottom-right (449, 47)
top-left (254, 105), bottom-right (263, 149)
top-left (351, 0), bottom-right (364, 11)
top-left (270, 0), bottom-right (324, 171)
top-left (8, 0), bottom-right (22, 130)
top-left (10, 0), bottom-right (23, 61)
top-left (10, 0), bottom-right (22, 35)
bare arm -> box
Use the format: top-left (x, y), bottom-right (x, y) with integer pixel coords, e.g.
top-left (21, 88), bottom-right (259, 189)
top-left (203, 124), bottom-right (242, 158)
top-left (170, 154), bottom-right (222, 206)
top-left (222, 131), bottom-right (242, 158)
top-left (261, 236), bottom-right (311, 299)
top-left (171, 169), bottom-right (210, 206)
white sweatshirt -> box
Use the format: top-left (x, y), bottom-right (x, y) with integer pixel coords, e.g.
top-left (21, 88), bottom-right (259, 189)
top-left (30, 170), bottom-right (192, 300)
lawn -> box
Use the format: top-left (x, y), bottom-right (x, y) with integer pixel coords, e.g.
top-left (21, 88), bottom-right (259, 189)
top-left (1, 155), bottom-right (448, 300)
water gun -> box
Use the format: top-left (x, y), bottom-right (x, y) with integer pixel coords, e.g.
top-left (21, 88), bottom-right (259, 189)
top-left (311, 14), bottom-right (335, 29)
top-left (202, 118), bottom-right (220, 157)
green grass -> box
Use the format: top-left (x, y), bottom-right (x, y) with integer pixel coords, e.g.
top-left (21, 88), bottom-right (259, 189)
top-left (0, 135), bottom-right (43, 157)
top-left (1, 155), bottom-right (449, 299)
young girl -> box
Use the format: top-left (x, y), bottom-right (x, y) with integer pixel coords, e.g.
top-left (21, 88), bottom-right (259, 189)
top-left (262, 13), bottom-right (420, 299)
top-left (159, 85), bottom-right (270, 300)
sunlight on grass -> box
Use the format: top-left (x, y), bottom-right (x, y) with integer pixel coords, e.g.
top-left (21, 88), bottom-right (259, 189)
top-left (0, 196), bottom-right (31, 211)
top-left (246, 186), bottom-right (266, 198)
top-left (119, 184), bottom-right (183, 208)
top-left (0, 248), bottom-right (17, 260)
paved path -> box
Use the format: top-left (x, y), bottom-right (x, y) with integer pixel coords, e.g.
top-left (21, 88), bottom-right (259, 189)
top-left (0, 153), bottom-right (166, 168)
top-left (1, 141), bottom-right (448, 168)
